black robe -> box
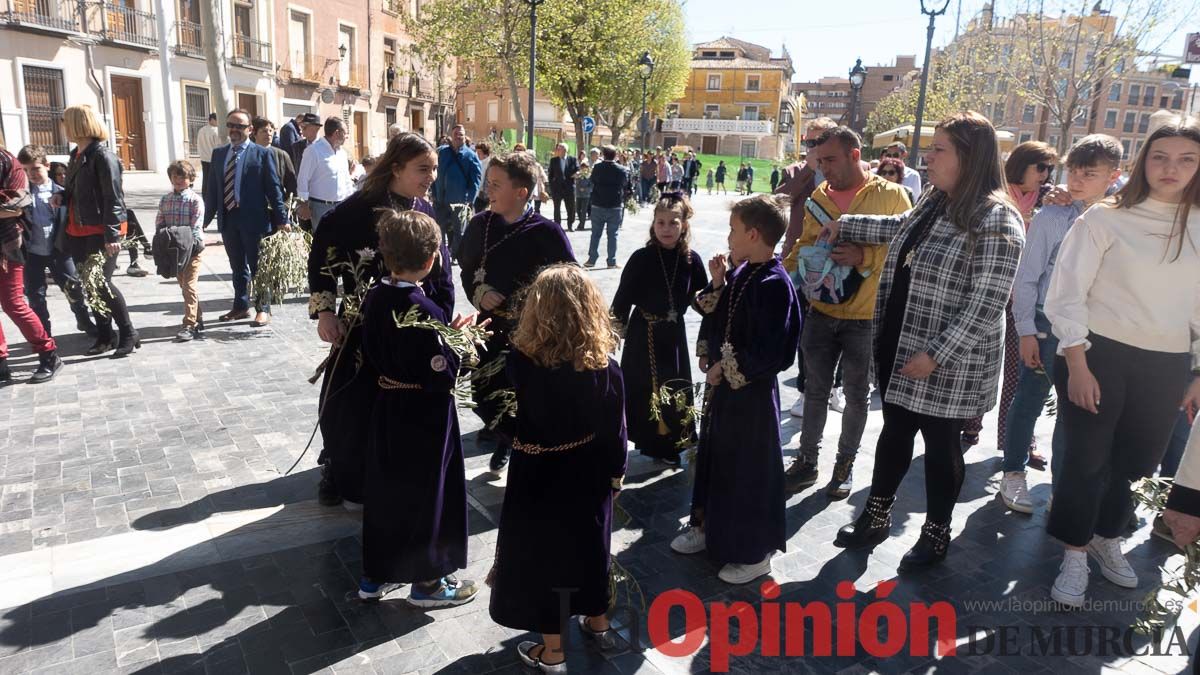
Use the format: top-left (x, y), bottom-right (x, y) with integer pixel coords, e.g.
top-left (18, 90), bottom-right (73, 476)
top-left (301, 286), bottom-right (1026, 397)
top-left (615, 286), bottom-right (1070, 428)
top-left (610, 245), bottom-right (708, 459)
top-left (457, 208), bottom-right (575, 439)
top-left (307, 192), bottom-right (454, 503)
top-left (691, 258), bottom-right (801, 565)
top-left (359, 281), bottom-right (466, 583)
top-left (488, 350), bottom-right (627, 633)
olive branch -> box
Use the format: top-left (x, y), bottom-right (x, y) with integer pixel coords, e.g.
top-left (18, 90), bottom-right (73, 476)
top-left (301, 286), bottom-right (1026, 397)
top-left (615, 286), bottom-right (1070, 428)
top-left (254, 229), bottom-right (312, 307)
top-left (79, 240), bottom-right (137, 317)
top-left (392, 305), bottom-right (493, 410)
top-left (1131, 476), bottom-right (1200, 635)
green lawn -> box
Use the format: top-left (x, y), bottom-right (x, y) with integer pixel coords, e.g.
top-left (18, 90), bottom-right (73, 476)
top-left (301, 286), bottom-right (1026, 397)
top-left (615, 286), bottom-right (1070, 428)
top-left (693, 154), bottom-right (784, 194)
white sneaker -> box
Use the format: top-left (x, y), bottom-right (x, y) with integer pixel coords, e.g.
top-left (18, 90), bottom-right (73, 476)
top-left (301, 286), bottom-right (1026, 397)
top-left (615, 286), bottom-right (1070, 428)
top-left (998, 471), bottom-right (1034, 514)
top-left (718, 554), bottom-right (772, 585)
top-left (1050, 551), bottom-right (1089, 608)
top-left (828, 388), bottom-right (846, 413)
top-left (670, 527), bottom-right (706, 554)
top-left (789, 393), bottom-right (805, 418)
top-left (1086, 535), bottom-right (1138, 588)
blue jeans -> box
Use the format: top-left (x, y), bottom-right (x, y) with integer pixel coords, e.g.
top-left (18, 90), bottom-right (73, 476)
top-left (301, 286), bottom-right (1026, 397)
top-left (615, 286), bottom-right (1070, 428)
top-left (588, 206), bottom-right (622, 265)
top-left (1003, 311), bottom-right (1064, 481)
top-left (640, 177), bottom-right (655, 203)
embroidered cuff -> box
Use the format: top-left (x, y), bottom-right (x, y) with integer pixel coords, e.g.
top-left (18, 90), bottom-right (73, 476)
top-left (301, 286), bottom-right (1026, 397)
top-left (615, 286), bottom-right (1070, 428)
top-left (472, 283), bottom-right (498, 311)
top-left (614, 318), bottom-right (627, 339)
top-left (695, 286), bottom-right (723, 314)
top-left (696, 338), bottom-right (709, 359)
top-left (308, 291), bottom-right (336, 317)
top-left (720, 342), bottom-right (748, 390)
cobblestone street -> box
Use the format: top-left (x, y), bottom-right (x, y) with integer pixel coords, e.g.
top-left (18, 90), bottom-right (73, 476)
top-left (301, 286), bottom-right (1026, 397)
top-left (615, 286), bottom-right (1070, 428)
top-left (0, 173), bottom-right (1195, 674)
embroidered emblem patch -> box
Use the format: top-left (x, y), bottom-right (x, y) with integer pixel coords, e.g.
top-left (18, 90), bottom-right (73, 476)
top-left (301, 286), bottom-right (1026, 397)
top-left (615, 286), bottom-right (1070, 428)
top-left (430, 355), bottom-right (447, 372)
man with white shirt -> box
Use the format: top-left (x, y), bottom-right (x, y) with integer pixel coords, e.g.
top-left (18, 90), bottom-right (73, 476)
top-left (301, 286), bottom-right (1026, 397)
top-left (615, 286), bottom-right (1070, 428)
top-left (196, 113), bottom-right (222, 228)
top-left (296, 117), bottom-right (354, 232)
top-left (881, 142), bottom-right (922, 198)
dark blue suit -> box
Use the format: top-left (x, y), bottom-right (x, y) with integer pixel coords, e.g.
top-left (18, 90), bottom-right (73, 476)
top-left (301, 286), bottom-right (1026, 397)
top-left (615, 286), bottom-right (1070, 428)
top-left (204, 142), bottom-right (287, 313)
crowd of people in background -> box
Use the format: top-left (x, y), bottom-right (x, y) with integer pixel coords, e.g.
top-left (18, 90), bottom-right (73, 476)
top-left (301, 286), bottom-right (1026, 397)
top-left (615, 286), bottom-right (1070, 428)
top-left (2, 97), bottom-right (1200, 671)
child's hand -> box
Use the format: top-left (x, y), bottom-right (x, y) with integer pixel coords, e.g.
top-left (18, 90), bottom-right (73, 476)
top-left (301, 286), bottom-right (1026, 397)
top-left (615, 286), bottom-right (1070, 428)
top-left (1180, 377), bottom-right (1200, 424)
top-left (450, 313), bottom-right (478, 329)
top-left (480, 291), bottom-right (506, 311)
top-left (698, 356), bottom-right (710, 372)
top-left (317, 312), bottom-right (347, 344)
top-left (708, 254), bottom-right (727, 288)
top-left (1067, 365), bottom-right (1101, 414)
top-left (706, 362), bottom-right (723, 386)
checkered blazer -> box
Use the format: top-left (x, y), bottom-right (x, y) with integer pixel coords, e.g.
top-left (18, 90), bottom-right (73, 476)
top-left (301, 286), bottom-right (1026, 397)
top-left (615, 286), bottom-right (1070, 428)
top-left (840, 190), bottom-right (1024, 419)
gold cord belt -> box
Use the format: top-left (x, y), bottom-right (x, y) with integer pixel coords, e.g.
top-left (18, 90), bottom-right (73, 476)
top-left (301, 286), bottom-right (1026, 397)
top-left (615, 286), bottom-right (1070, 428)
top-left (378, 376), bottom-right (422, 390)
top-left (512, 433), bottom-right (596, 455)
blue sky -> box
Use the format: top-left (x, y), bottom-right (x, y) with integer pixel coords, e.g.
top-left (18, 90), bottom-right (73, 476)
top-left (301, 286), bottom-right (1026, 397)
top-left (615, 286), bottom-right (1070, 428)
top-left (683, 0), bottom-right (1196, 83)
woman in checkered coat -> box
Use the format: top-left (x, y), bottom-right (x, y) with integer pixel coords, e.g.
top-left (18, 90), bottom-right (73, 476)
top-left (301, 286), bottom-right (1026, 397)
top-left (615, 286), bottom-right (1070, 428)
top-left (824, 112), bottom-right (1025, 571)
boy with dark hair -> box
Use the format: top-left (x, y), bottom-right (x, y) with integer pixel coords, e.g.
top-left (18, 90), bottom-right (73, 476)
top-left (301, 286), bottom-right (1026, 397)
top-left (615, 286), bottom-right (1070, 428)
top-left (156, 160), bottom-right (206, 341)
top-left (358, 209), bottom-right (478, 606)
top-left (998, 133), bottom-right (1123, 514)
top-left (672, 193), bottom-right (802, 584)
top-left (17, 144), bottom-right (95, 344)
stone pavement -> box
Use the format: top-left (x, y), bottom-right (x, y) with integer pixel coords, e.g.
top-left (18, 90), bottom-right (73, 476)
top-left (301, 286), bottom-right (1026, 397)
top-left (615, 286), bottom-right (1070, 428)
top-left (0, 173), bottom-right (1195, 674)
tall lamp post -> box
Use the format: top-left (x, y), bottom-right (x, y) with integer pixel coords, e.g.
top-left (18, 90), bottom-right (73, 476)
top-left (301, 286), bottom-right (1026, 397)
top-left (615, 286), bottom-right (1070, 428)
top-left (524, 0), bottom-right (544, 150)
top-left (910, 0), bottom-right (951, 170)
top-left (848, 58), bottom-right (867, 133)
top-left (638, 51), bottom-right (654, 151)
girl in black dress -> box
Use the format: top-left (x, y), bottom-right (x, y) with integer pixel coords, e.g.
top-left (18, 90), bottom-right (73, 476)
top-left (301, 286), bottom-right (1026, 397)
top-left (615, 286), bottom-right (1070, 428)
top-left (488, 264), bottom-right (627, 671)
top-left (611, 192), bottom-right (707, 465)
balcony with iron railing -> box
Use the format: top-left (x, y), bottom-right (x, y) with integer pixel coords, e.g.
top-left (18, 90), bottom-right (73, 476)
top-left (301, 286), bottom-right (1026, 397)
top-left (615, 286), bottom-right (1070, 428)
top-left (337, 64), bottom-right (368, 92)
top-left (175, 19), bottom-right (201, 56)
top-left (283, 53), bottom-right (323, 85)
top-left (4, 0), bottom-right (80, 33)
top-left (83, 1), bottom-right (157, 49)
top-left (231, 34), bottom-right (271, 70)
top-left (661, 117), bottom-right (774, 136)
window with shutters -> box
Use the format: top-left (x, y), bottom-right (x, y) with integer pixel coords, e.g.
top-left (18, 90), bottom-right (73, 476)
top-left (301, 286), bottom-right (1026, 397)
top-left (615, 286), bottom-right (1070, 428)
top-left (183, 84), bottom-right (210, 156)
top-left (22, 66), bottom-right (68, 154)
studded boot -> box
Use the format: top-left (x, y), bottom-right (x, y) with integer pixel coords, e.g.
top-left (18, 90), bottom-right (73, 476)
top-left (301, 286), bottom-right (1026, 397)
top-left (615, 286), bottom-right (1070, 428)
top-left (836, 495), bottom-right (895, 548)
top-left (900, 520), bottom-right (952, 571)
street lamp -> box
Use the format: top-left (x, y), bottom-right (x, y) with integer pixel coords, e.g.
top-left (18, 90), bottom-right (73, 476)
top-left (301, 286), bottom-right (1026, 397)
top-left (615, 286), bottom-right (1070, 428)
top-left (910, 0), bottom-right (951, 170)
top-left (638, 51), bottom-right (654, 151)
top-left (524, 0), bottom-right (545, 150)
top-left (848, 58), bottom-right (867, 132)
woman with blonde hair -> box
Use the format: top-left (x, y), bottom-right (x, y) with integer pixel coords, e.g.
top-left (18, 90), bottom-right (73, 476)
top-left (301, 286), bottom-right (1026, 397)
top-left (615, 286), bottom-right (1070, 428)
top-left (488, 263), bottom-right (627, 672)
top-left (825, 111), bottom-right (1024, 570)
top-left (60, 104), bottom-right (138, 357)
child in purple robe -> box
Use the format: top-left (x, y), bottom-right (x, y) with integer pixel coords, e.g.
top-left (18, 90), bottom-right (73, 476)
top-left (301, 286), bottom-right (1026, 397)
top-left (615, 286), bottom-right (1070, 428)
top-left (488, 264), bottom-right (628, 671)
top-left (357, 209), bottom-right (479, 607)
top-left (671, 193), bottom-right (802, 585)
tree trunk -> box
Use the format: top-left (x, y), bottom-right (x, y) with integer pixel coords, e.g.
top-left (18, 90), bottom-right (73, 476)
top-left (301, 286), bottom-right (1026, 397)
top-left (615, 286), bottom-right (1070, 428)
top-left (568, 104), bottom-right (585, 152)
top-left (199, 0), bottom-right (231, 122)
top-left (504, 67), bottom-right (525, 137)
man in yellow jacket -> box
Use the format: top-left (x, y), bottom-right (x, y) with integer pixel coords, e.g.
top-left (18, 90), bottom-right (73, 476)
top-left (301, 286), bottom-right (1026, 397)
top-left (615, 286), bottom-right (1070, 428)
top-left (782, 126), bottom-right (912, 498)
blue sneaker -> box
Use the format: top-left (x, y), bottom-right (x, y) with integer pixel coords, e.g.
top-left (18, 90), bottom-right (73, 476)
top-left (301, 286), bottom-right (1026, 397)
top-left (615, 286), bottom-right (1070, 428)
top-left (358, 578), bottom-right (403, 602)
top-left (408, 576), bottom-right (479, 608)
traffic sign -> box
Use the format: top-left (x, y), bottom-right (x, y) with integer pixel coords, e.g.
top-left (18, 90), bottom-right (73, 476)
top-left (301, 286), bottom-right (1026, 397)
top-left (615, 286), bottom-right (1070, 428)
top-left (1187, 33), bottom-right (1200, 64)
top-left (582, 116), bottom-right (596, 134)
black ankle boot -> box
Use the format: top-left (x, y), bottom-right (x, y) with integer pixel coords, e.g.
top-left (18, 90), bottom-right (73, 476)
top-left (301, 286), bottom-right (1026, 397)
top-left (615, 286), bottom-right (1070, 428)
top-left (489, 444), bottom-right (510, 472)
top-left (112, 331), bottom-right (141, 358)
top-left (0, 357), bottom-right (10, 385)
top-left (899, 521), bottom-right (951, 571)
top-left (29, 351), bottom-right (64, 384)
top-left (835, 495), bottom-right (894, 548)
top-left (86, 337), bottom-right (113, 355)
top-left (317, 463), bottom-right (342, 506)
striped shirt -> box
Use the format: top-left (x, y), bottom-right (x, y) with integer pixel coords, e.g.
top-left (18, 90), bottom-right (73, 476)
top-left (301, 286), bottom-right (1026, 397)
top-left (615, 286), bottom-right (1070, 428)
top-left (156, 187), bottom-right (204, 241)
top-left (1011, 201), bottom-right (1085, 337)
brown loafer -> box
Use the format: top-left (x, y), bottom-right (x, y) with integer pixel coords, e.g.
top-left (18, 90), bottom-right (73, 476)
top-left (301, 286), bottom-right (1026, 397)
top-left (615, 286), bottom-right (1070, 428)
top-left (219, 309), bottom-right (251, 321)
top-left (251, 311), bottom-right (271, 327)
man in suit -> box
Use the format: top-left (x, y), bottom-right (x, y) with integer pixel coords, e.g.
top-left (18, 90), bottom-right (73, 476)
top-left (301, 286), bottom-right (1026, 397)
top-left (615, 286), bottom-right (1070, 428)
top-left (204, 109), bottom-right (288, 328)
top-left (682, 151), bottom-right (701, 196)
top-left (547, 142), bottom-right (579, 230)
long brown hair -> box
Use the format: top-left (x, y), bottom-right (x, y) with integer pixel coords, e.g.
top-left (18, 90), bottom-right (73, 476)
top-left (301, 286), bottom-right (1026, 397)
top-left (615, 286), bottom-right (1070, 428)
top-left (1113, 115), bottom-right (1200, 262)
top-left (510, 264), bottom-right (618, 371)
top-left (932, 111), bottom-right (1014, 233)
top-left (361, 132), bottom-right (436, 201)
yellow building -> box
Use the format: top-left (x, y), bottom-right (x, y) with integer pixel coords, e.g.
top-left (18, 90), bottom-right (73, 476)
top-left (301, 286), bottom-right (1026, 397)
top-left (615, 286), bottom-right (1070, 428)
top-left (657, 37), bottom-right (795, 160)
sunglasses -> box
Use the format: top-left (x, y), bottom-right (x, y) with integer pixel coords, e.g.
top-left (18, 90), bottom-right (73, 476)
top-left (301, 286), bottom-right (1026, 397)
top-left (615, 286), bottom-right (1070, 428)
top-left (882, 152), bottom-right (901, 158)
top-left (878, 170), bottom-right (899, 177)
top-left (226, 122), bottom-right (249, 130)
top-left (1035, 162), bottom-right (1054, 173)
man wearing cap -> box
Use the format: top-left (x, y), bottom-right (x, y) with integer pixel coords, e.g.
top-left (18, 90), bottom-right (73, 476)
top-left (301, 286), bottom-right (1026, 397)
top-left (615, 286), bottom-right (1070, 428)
top-left (288, 113), bottom-right (322, 174)
top-left (881, 142), bottom-right (922, 197)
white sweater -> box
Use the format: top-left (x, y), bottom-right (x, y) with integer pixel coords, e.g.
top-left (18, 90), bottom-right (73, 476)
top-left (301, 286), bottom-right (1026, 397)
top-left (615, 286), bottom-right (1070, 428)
top-left (1044, 198), bottom-right (1200, 369)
